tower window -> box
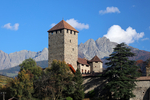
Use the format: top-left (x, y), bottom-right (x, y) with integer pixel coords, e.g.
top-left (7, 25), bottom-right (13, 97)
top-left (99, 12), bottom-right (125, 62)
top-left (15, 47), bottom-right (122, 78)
top-left (70, 30), bottom-right (72, 34)
top-left (72, 48), bottom-right (74, 51)
top-left (60, 30), bottom-right (61, 33)
top-left (70, 40), bottom-right (71, 43)
top-left (74, 32), bottom-right (76, 35)
top-left (56, 31), bottom-right (57, 34)
top-left (67, 29), bottom-right (68, 33)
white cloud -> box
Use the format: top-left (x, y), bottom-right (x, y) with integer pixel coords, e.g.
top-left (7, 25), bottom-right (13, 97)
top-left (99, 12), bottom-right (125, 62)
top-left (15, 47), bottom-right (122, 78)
top-left (141, 38), bottom-right (149, 41)
top-left (99, 7), bottom-right (120, 14)
top-left (2, 23), bottom-right (19, 30)
top-left (50, 23), bottom-right (56, 27)
top-left (66, 18), bottom-right (89, 30)
top-left (104, 25), bottom-right (144, 44)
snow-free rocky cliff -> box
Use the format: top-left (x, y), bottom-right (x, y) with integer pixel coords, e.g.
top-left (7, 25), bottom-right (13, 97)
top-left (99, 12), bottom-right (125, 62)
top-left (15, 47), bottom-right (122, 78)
top-left (0, 37), bottom-right (150, 70)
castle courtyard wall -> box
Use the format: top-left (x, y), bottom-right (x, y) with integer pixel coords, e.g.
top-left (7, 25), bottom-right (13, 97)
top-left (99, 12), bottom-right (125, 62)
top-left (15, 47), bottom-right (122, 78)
top-left (82, 76), bottom-right (150, 99)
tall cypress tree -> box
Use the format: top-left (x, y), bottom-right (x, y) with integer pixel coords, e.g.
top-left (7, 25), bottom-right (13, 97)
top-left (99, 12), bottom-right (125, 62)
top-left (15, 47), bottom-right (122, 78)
top-left (102, 43), bottom-right (140, 100)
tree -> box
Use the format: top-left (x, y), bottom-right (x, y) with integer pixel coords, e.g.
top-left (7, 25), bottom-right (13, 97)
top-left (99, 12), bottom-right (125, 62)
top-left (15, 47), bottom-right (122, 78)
top-left (9, 58), bottom-right (42, 100)
top-left (73, 68), bottom-right (84, 100)
top-left (10, 70), bottom-right (34, 100)
top-left (102, 43), bottom-right (140, 100)
top-left (19, 58), bottom-right (42, 80)
top-left (34, 60), bottom-right (74, 100)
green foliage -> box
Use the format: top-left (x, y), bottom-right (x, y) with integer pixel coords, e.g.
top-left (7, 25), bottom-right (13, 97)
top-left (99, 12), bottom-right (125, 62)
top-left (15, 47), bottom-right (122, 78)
top-left (19, 58), bottom-right (37, 71)
top-left (102, 43), bottom-right (140, 100)
top-left (66, 96), bottom-right (73, 100)
top-left (73, 68), bottom-right (84, 100)
top-left (8, 58), bottom-right (43, 100)
top-left (34, 60), bottom-right (74, 100)
top-left (88, 90), bottom-right (95, 98)
top-left (10, 70), bottom-right (34, 100)
top-left (19, 58), bottom-right (42, 80)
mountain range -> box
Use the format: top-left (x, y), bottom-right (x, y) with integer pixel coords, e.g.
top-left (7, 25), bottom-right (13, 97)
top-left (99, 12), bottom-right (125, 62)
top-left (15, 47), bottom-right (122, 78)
top-left (0, 37), bottom-right (150, 71)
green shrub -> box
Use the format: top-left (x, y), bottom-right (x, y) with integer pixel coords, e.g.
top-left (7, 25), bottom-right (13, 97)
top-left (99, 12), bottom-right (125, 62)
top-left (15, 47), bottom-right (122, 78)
top-left (88, 90), bottom-right (95, 98)
top-left (66, 96), bottom-right (73, 100)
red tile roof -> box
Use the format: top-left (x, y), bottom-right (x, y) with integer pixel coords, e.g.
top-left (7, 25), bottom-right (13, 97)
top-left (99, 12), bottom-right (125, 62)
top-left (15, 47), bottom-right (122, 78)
top-left (47, 20), bottom-right (79, 33)
top-left (77, 58), bottom-right (89, 65)
top-left (90, 55), bottom-right (102, 63)
top-left (68, 64), bottom-right (76, 74)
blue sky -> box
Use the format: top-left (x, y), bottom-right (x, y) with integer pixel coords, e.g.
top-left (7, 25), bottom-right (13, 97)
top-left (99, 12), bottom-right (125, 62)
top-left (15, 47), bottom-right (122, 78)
top-left (0, 0), bottom-right (150, 54)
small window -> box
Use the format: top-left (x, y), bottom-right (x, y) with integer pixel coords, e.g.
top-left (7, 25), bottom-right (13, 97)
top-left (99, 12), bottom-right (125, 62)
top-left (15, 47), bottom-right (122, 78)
top-left (82, 69), bottom-right (83, 74)
top-left (85, 70), bottom-right (86, 74)
top-left (86, 65), bottom-right (89, 67)
top-left (70, 30), bottom-right (72, 34)
top-left (60, 30), bottom-right (61, 33)
top-left (82, 64), bottom-right (84, 66)
top-left (95, 66), bottom-right (96, 67)
top-left (56, 31), bottom-right (57, 34)
top-left (67, 29), bottom-right (68, 33)
top-left (51, 32), bottom-right (53, 35)
top-left (70, 40), bottom-right (71, 43)
top-left (72, 48), bottom-right (74, 51)
top-left (74, 32), bottom-right (76, 35)
top-left (95, 61), bottom-right (98, 63)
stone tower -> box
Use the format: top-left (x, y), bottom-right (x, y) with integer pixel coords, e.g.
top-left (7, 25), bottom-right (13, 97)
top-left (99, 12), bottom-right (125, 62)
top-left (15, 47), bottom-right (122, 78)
top-left (47, 20), bottom-right (79, 69)
top-left (89, 55), bottom-right (103, 73)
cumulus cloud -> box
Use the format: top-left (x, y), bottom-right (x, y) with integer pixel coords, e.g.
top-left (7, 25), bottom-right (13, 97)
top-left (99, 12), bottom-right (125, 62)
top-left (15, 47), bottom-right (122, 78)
top-left (99, 6), bottom-right (120, 14)
top-left (2, 23), bottom-right (19, 30)
top-left (66, 18), bottom-right (89, 30)
top-left (50, 23), bottom-right (56, 27)
top-left (104, 25), bottom-right (144, 44)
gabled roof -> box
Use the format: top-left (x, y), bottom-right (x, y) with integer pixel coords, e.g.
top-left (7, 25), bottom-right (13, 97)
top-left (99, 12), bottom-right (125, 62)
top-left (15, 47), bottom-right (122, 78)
top-left (77, 58), bottom-right (89, 65)
top-left (90, 55), bottom-right (102, 63)
top-left (47, 20), bottom-right (79, 33)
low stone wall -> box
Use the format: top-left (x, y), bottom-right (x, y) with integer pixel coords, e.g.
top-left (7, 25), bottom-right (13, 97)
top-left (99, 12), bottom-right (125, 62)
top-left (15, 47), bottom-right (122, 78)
top-left (130, 80), bottom-right (150, 100)
top-left (83, 76), bottom-right (150, 100)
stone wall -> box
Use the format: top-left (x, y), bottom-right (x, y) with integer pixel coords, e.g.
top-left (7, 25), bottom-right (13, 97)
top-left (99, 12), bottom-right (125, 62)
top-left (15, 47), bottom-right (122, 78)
top-left (83, 76), bottom-right (150, 99)
top-left (64, 29), bottom-right (78, 69)
top-left (48, 29), bottom-right (78, 69)
top-left (48, 30), bottom-right (64, 67)
top-left (130, 81), bottom-right (150, 100)
top-left (90, 62), bottom-right (103, 73)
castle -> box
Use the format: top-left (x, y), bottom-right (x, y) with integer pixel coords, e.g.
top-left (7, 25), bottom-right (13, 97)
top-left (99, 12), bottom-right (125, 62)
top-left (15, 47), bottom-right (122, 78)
top-left (47, 20), bottom-right (103, 74)
top-left (47, 20), bottom-right (150, 100)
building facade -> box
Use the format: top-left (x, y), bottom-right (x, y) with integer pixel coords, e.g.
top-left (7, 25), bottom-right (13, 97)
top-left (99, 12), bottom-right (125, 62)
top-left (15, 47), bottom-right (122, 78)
top-left (77, 55), bottom-right (103, 74)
